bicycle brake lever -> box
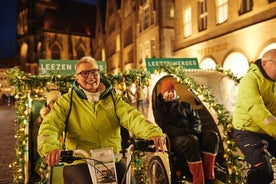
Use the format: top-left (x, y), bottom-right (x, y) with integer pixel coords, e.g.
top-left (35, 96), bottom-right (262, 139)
top-left (60, 150), bottom-right (80, 163)
top-left (134, 139), bottom-right (155, 152)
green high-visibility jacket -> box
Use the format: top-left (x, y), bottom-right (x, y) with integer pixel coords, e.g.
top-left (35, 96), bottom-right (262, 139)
top-left (232, 61), bottom-right (276, 137)
top-left (37, 78), bottom-right (164, 161)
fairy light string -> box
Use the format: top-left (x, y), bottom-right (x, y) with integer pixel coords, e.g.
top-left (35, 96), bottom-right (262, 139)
top-left (7, 65), bottom-right (249, 183)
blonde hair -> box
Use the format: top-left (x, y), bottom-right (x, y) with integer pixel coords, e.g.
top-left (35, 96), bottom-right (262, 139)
top-left (76, 56), bottom-right (98, 71)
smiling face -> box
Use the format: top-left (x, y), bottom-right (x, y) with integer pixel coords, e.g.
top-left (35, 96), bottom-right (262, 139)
top-left (76, 57), bottom-right (100, 92)
top-left (162, 89), bottom-right (177, 102)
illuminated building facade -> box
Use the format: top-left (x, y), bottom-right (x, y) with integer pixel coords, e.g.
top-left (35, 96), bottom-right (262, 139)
top-left (173, 0), bottom-right (276, 78)
top-left (92, 0), bottom-right (175, 73)
top-left (15, 0), bottom-right (276, 77)
top-left (16, 0), bottom-right (96, 74)
top-left (93, 0), bottom-right (276, 77)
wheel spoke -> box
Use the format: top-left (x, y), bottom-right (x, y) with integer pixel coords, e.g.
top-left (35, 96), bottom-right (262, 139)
top-left (148, 156), bottom-right (169, 184)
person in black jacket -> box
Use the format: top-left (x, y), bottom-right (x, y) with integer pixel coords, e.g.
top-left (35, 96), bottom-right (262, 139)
top-left (153, 79), bottom-right (219, 184)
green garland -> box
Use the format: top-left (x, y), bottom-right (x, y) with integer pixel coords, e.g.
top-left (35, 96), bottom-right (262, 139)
top-left (6, 67), bottom-right (152, 183)
top-left (7, 65), bottom-right (245, 183)
top-left (155, 64), bottom-right (245, 183)
top-left (132, 151), bottom-right (149, 184)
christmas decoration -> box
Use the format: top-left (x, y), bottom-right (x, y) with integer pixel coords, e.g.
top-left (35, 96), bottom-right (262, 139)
top-left (6, 65), bottom-right (254, 183)
top-left (132, 151), bottom-right (148, 184)
top-left (155, 63), bottom-right (244, 183)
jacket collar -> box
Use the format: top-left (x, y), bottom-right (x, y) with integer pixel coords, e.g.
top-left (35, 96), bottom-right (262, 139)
top-left (255, 59), bottom-right (274, 81)
top-left (72, 78), bottom-right (113, 99)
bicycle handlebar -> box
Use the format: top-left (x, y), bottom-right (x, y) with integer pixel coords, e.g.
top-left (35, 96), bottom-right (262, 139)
top-left (130, 138), bottom-right (155, 152)
top-left (60, 139), bottom-right (156, 164)
top-left (60, 150), bottom-right (81, 163)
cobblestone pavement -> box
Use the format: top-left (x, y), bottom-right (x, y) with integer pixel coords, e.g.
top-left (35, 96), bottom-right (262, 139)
top-left (0, 104), bottom-right (16, 184)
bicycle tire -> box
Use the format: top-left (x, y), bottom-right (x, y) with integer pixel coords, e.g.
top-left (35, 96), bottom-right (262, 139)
top-left (148, 156), bottom-right (169, 184)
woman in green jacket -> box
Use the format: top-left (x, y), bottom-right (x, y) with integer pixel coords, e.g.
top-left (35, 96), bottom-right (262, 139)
top-left (232, 49), bottom-right (276, 184)
top-left (37, 56), bottom-right (165, 184)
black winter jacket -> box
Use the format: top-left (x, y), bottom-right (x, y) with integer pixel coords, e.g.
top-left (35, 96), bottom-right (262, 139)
top-left (153, 93), bottom-right (202, 137)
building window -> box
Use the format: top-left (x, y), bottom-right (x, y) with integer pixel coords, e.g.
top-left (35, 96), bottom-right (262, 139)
top-left (101, 48), bottom-right (106, 61)
top-left (126, 49), bottom-right (134, 64)
top-left (18, 12), bottom-right (24, 35)
top-left (124, 0), bottom-right (131, 18)
top-left (109, 21), bottom-right (115, 34)
top-left (183, 6), bottom-right (192, 37)
top-left (144, 7), bottom-right (150, 30)
top-left (238, 0), bottom-right (253, 15)
top-left (51, 44), bottom-right (60, 59)
top-left (151, 39), bottom-right (156, 58)
top-left (151, 10), bottom-right (155, 25)
top-left (108, 4), bottom-right (115, 18)
top-left (170, 4), bottom-right (175, 18)
top-left (116, 34), bottom-right (120, 52)
top-left (139, 46), bottom-right (143, 63)
top-left (223, 52), bottom-right (249, 78)
top-left (171, 38), bottom-right (175, 53)
top-left (23, 10), bottom-right (28, 34)
top-left (145, 41), bottom-right (149, 59)
top-left (76, 47), bottom-right (85, 59)
top-left (139, 0), bottom-right (146, 7)
top-left (18, 10), bottom-right (28, 35)
top-left (200, 58), bottom-right (216, 70)
top-left (199, 0), bottom-right (207, 31)
top-left (124, 27), bottom-right (133, 47)
top-left (217, 0), bottom-right (228, 24)
top-left (107, 40), bottom-right (115, 57)
top-left (139, 16), bottom-right (143, 32)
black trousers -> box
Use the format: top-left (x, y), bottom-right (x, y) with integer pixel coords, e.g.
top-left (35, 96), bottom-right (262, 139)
top-left (63, 160), bottom-right (127, 184)
top-left (233, 129), bottom-right (276, 184)
top-left (171, 130), bottom-right (219, 162)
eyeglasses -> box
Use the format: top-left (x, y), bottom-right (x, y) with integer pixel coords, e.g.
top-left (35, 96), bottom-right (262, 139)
top-left (267, 59), bottom-right (276, 63)
top-left (77, 69), bottom-right (99, 78)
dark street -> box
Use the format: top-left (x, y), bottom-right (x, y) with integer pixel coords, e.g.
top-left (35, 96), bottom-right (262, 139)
top-left (0, 104), bottom-right (16, 184)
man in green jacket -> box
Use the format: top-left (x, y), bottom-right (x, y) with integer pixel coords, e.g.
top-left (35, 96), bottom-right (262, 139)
top-left (232, 49), bottom-right (276, 184)
top-left (37, 56), bottom-right (165, 184)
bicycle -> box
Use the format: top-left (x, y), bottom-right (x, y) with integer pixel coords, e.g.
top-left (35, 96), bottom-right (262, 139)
top-left (59, 139), bottom-right (171, 184)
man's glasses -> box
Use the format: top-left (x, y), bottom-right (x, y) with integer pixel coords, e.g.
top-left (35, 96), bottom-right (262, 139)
top-left (77, 69), bottom-right (99, 78)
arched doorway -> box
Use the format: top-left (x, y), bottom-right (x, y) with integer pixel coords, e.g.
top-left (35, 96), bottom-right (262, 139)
top-left (259, 43), bottom-right (276, 58)
top-left (223, 52), bottom-right (249, 78)
top-left (51, 44), bottom-right (61, 59)
top-left (20, 42), bottom-right (28, 71)
top-left (200, 57), bottom-right (216, 70)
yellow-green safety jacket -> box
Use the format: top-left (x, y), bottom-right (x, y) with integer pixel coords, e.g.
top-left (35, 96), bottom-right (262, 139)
top-left (37, 78), bottom-right (164, 162)
top-left (233, 60), bottom-right (276, 137)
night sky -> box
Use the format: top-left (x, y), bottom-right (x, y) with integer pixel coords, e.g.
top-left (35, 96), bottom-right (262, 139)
top-left (0, 0), bottom-right (17, 59)
top-left (0, 0), bottom-right (97, 59)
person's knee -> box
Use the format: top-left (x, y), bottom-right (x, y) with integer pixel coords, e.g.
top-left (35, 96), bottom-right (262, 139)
top-left (185, 135), bottom-right (200, 149)
top-left (174, 134), bottom-right (198, 144)
top-left (200, 131), bottom-right (219, 152)
top-left (248, 159), bottom-right (273, 183)
top-left (257, 160), bottom-right (273, 179)
top-left (204, 131), bottom-right (219, 143)
top-left (175, 135), bottom-right (201, 160)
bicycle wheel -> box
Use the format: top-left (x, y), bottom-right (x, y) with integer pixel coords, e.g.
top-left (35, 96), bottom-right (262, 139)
top-left (148, 156), bottom-right (169, 184)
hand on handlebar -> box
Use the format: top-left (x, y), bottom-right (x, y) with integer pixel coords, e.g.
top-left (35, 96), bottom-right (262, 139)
top-left (46, 149), bottom-right (62, 166)
top-left (150, 136), bottom-right (166, 152)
